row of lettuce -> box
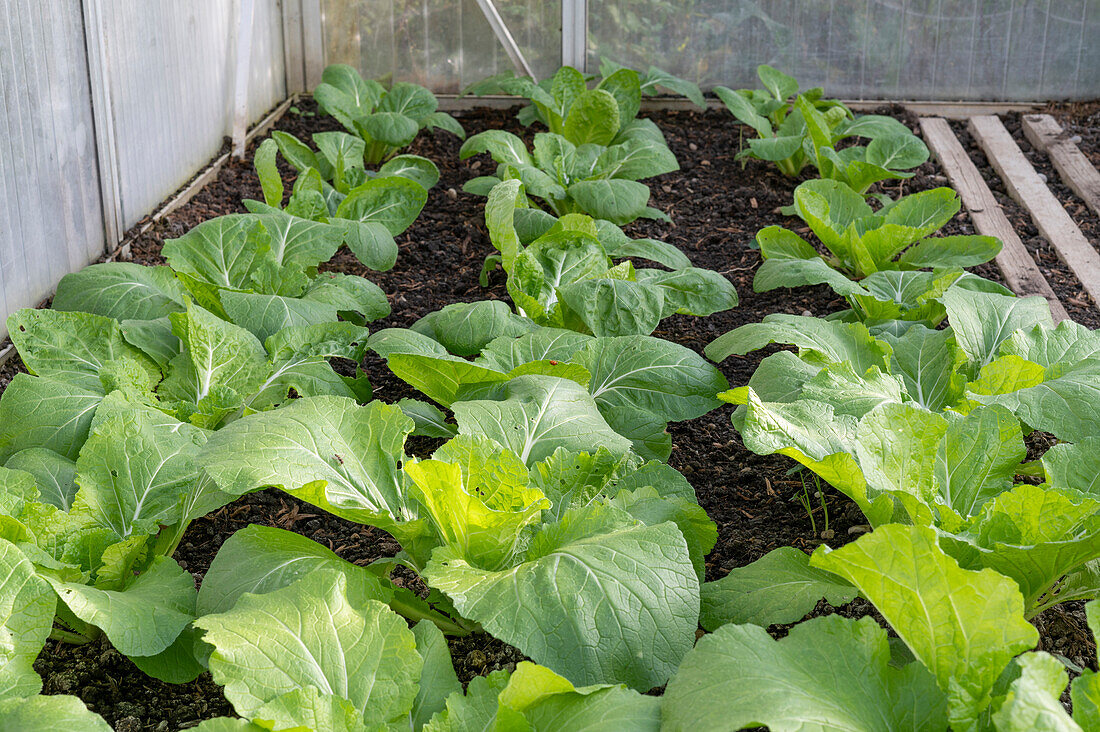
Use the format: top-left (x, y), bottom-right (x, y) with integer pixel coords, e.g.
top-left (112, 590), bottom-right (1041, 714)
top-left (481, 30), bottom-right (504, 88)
top-left (0, 60), bottom-right (1094, 731)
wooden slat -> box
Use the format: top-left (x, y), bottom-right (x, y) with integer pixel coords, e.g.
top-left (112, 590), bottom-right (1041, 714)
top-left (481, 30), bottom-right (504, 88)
top-left (968, 115), bottom-right (1100, 313)
top-left (919, 117), bottom-right (1068, 322)
top-left (1022, 113), bottom-right (1100, 219)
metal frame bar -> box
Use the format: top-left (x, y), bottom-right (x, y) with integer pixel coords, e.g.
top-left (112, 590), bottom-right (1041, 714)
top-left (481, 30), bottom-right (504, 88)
top-left (79, 0), bottom-right (123, 250)
top-left (473, 0), bottom-right (535, 79)
top-left (561, 0), bottom-right (587, 71)
top-left (231, 0), bottom-right (256, 158)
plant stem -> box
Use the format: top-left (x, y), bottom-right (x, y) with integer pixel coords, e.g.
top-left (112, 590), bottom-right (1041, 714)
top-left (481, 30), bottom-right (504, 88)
top-left (50, 627), bottom-right (95, 645)
top-left (388, 596), bottom-right (477, 637)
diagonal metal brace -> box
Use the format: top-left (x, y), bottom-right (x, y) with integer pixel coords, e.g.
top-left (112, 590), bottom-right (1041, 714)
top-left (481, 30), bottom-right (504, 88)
top-left (473, 0), bottom-right (537, 80)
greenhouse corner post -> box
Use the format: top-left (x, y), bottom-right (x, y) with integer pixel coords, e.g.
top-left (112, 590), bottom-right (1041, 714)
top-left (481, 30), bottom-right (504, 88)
top-left (561, 0), bottom-right (587, 71)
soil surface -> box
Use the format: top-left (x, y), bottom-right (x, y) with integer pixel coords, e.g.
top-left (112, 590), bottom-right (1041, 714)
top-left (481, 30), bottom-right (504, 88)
top-left (5, 99), bottom-right (1098, 729)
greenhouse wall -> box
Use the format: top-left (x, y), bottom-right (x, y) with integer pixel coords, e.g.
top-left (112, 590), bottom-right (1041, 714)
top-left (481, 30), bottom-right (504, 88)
top-left (328, 0), bottom-right (1099, 101)
top-left (0, 1), bottom-right (286, 341)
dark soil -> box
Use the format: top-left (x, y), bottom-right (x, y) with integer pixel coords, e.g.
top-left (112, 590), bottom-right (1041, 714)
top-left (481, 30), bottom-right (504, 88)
top-left (8, 99), bottom-right (1098, 729)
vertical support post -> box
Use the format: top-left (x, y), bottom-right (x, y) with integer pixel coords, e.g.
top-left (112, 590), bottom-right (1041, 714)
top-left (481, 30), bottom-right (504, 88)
top-left (561, 0), bottom-right (587, 71)
top-left (232, 0), bottom-right (255, 159)
top-left (80, 0), bottom-right (124, 250)
top-left (282, 0), bottom-right (305, 94)
top-left (301, 0), bottom-right (325, 90)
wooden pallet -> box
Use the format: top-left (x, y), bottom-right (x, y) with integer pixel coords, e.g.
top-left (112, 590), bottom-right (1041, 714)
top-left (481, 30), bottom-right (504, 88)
top-left (919, 117), bottom-right (1069, 322)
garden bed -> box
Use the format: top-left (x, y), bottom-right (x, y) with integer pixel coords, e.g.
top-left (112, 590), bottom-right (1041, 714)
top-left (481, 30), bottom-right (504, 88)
top-left (8, 98), bottom-right (1100, 729)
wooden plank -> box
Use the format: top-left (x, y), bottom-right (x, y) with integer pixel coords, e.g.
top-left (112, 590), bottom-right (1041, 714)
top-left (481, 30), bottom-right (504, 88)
top-left (968, 115), bottom-right (1100, 313)
top-left (919, 117), bottom-right (1068, 322)
top-left (1022, 113), bottom-right (1100, 219)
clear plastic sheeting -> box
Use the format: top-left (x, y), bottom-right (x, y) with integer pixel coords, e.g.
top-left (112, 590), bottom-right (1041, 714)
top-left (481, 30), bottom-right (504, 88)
top-left (320, 0), bottom-right (563, 92)
top-left (589, 0), bottom-right (1099, 101)
top-left (322, 0), bottom-right (1099, 101)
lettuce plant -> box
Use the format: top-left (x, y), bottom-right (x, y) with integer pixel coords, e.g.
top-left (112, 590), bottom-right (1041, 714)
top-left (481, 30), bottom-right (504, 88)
top-left (466, 64), bottom-right (692, 142)
top-left (197, 400), bottom-right (713, 691)
top-left (251, 139), bottom-right (432, 271)
top-left (460, 125), bottom-right (677, 225)
top-left (261, 130), bottom-right (440, 194)
top-left (0, 307), bottom-right (373, 462)
top-left (756, 180), bottom-right (1001, 297)
top-left (191, 545), bottom-right (660, 732)
top-left (714, 64), bottom-right (850, 177)
top-left (312, 64), bottom-right (465, 164)
top-left (0, 395), bottom-right (213, 686)
top-left (716, 65), bottom-right (929, 190)
top-left (52, 207), bottom-right (393, 356)
top-left (681, 530), bottom-right (1100, 731)
top-left (705, 292), bottom-right (1100, 617)
top-left (469, 180), bottom-right (736, 336)
top-left (671, 524), bottom-right (1047, 731)
top-left (369, 318), bottom-right (729, 461)
top-left (481, 195), bottom-right (693, 281)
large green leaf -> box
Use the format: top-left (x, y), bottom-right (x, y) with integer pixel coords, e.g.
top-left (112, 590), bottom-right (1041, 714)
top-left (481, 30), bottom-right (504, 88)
top-left (335, 176), bottom-right (427, 236)
top-left (158, 303), bottom-right (271, 408)
top-left (0, 695), bottom-right (112, 731)
top-left (812, 524), bottom-right (1039, 728)
top-left (576, 334), bottom-right (727, 439)
top-left (663, 615), bottom-right (947, 732)
top-left (197, 525), bottom-right (382, 616)
top-left (0, 536), bottom-right (55, 698)
top-left (460, 131), bottom-right (533, 167)
top-left (162, 215), bottom-right (262, 289)
top-left (4, 448), bottom-right (77, 511)
top-left (563, 89), bottom-right (620, 146)
top-left (52, 263), bottom-right (187, 321)
top-left (70, 400), bottom-right (206, 540)
top-left (220, 290), bottom-right (340, 343)
top-left (558, 277), bottom-right (665, 337)
top-left (7, 309), bottom-right (157, 392)
top-left (453, 375), bottom-right (632, 466)
top-left (0, 375), bottom-right (103, 462)
top-left (566, 179), bottom-right (650, 225)
top-left (881, 325), bottom-right (966, 411)
top-left (425, 505), bottom-right (698, 690)
top-left (941, 289), bottom-right (1053, 368)
top-left (196, 569), bottom-right (421, 728)
top-left (595, 68), bottom-right (642, 131)
top-left (410, 300), bottom-right (537, 357)
top-left (246, 205), bottom-right (343, 271)
top-left (699, 546), bottom-right (856, 630)
top-left (47, 556), bottom-right (196, 657)
top-left (199, 397), bottom-right (417, 527)
top-left (970, 360), bottom-right (1100, 442)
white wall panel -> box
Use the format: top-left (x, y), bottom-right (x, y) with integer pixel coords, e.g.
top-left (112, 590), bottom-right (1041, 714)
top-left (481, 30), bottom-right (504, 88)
top-left (96, 0), bottom-right (287, 229)
top-left (0, 0), bottom-right (105, 339)
top-left (0, 0), bottom-right (287, 341)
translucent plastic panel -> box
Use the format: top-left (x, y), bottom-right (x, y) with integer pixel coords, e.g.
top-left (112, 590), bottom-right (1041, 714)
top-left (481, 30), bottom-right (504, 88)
top-left (587, 0), bottom-right (1100, 101)
top-left (321, 0), bottom-right (562, 92)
